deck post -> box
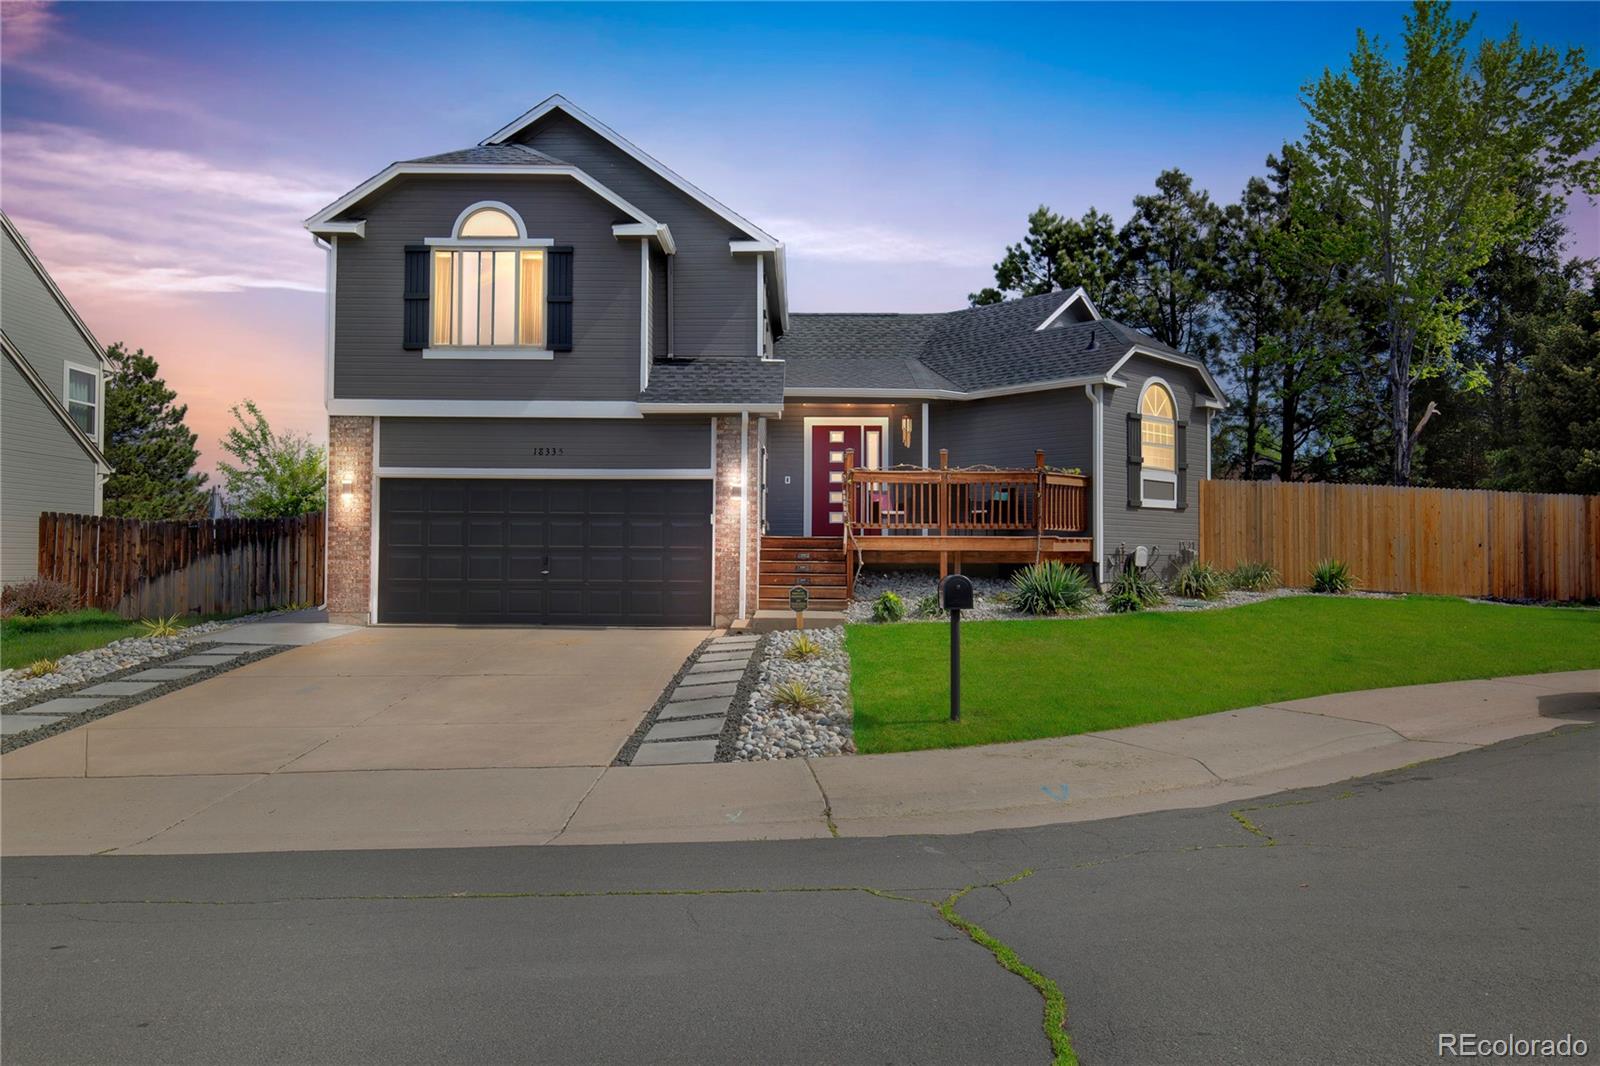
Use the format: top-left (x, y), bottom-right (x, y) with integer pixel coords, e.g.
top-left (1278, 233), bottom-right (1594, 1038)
top-left (843, 448), bottom-right (855, 602)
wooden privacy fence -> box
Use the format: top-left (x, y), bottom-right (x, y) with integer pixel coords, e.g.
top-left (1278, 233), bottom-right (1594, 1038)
top-left (37, 512), bottom-right (326, 618)
top-left (1200, 480), bottom-right (1600, 602)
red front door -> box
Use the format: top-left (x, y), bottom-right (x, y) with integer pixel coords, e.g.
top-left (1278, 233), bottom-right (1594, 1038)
top-left (811, 425), bottom-right (862, 536)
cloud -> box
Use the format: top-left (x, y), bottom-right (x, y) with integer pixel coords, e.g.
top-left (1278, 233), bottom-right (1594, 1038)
top-left (2, 123), bottom-right (351, 296)
top-left (767, 216), bottom-right (992, 268)
top-left (0, 1), bottom-right (57, 60)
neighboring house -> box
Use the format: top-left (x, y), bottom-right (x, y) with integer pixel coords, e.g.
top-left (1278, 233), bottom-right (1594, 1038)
top-left (1, 212), bottom-right (111, 584)
top-left (307, 95), bottom-right (1224, 628)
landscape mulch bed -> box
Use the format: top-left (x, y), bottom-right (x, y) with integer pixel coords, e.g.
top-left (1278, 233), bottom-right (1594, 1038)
top-left (612, 632), bottom-right (768, 766)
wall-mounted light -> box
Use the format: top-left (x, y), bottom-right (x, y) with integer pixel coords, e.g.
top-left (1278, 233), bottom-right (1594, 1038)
top-left (339, 470), bottom-right (355, 507)
top-left (900, 414), bottom-right (914, 449)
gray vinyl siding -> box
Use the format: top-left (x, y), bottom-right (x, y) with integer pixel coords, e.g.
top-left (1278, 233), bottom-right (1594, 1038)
top-left (2, 357), bottom-right (97, 582)
top-left (514, 112), bottom-right (758, 360)
top-left (378, 416), bottom-right (712, 471)
top-left (928, 390), bottom-right (1093, 473)
top-left (765, 403), bottom-right (921, 535)
top-left (333, 176), bottom-right (642, 401)
top-left (1100, 356), bottom-right (1208, 579)
top-left (650, 246), bottom-right (669, 358)
top-left (1, 226), bottom-right (103, 410)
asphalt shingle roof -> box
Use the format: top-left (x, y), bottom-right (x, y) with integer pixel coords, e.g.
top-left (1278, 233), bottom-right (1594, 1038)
top-left (403, 143), bottom-right (568, 166)
top-left (638, 358), bottom-right (785, 407)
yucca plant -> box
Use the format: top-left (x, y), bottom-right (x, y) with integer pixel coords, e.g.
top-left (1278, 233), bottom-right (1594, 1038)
top-left (138, 614), bottom-right (184, 638)
top-left (1228, 561), bottom-right (1279, 592)
top-left (913, 593), bottom-right (945, 618)
top-left (871, 590), bottom-right (906, 623)
top-left (784, 634), bottom-right (823, 661)
top-left (1104, 590), bottom-right (1145, 614)
top-left (1310, 558), bottom-right (1356, 594)
top-left (770, 679), bottom-right (826, 712)
top-left (1010, 560), bottom-right (1092, 615)
top-left (1171, 561), bottom-right (1227, 601)
top-left (1105, 566), bottom-right (1164, 612)
top-left (22, 658), bottom-right (61, 678)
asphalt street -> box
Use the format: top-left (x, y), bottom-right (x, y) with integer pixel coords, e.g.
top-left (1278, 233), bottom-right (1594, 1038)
top-left (3, 726), bottom-right (1596, 1065)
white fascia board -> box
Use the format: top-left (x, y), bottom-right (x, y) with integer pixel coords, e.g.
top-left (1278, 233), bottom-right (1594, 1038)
top-left (304, 164), bottom-right (658, 232)
top-left (375, 466), bottom-right (713, 480)
top-left (782, 374), bottom-right (1115, 403)
top-left (0, 332), bottom-right (112, 471)
top-left (1112, 345), bottom-right (1228, 407)
top-left (309, 220), bottom-right (366, 238)
top-left (480, 94), bottom-right (777, 244)
top-left (327, 399), bottom-right (645, 419)
top-left (730, 240), bottom-right (789, 334)
top-left (1033, 286), bottom-right (1102, 330)
top-left (0, 211), bottom-right (108, 363)
top-left (614, 222), bottom-right (676, 255)
top-left (638, 402), bottom-right (784, 416)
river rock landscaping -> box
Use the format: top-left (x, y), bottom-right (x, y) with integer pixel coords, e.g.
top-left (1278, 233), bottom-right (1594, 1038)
top-left (736, 627), bottom-right (855, 760)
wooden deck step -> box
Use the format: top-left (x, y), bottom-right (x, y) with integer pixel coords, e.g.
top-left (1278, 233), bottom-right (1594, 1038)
top-left (759, 547), bottom-right (847, 563)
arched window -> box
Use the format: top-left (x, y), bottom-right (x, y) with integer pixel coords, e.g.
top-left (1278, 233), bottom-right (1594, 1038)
top-left (1140, 383), bottom-right (1177, 472)
top-left (430, 202), bottom-right (546, 350)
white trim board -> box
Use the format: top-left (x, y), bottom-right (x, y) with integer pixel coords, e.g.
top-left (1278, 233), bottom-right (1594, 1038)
top-left (421, 348), bottom-right (555, 361)
top-left (327, 400), bottom-right (646, 419)
top-left (1111, 346), bottom-right (1227, 407)
top-left (800, 415), bottom-right (890, 537)
top-left (1034, 286), bottom-right (1102, 329)
top-left (375, 466), bottom-right (713, 480)
top-left (0, 332), bottom-right (112, 472)
top-left (0, 211), bottom-right (108, 364)
top-left (785, 373), bottom-right (1115, 403)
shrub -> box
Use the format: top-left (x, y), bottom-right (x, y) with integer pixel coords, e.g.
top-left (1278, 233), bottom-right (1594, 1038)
top-left (138, 614), bottom-right (184, 638)
top-left (1228, 561), bottom-right (1280, 592)
top-left (1171, 561), bottom-right (1227, 601)
top-left (0, 578), bottom-right (78, 619)
top-left (872, 590), bottom-right (906, 623)
top-left (770, 680), bottom-right (826, 712)
top-left (913, 593), bottom-right (945, 619)
top-left (1105, 566), bottom-right (1164, 612)
top-left (22, 658), bottom-right (61, 678)
top-left (784, 634), bottom-right (823, 661)
top-left (1311, 558), bottom-right (1356, 594)
top-left (1010, 561), bottom-right (1092, 615)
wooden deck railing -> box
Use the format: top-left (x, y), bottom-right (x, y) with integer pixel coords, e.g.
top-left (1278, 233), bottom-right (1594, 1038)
top-left (843, 449), bottom-right (1089, 538)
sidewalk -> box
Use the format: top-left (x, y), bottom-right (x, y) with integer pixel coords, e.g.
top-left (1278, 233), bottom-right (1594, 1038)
top-left (2, 670), bottom-right (1592, 855)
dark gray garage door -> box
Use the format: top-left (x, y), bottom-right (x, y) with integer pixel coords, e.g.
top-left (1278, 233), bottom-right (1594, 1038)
top-left (378, 478), bottom-right (712, 626)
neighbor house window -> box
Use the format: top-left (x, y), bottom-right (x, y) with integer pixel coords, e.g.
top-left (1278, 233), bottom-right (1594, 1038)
top-left (1139, 382), bottom-right (1178, 507)
top-left (65, 364), bottom-right (97, 435)
top-left (430, 204), bottom-right (546, 349)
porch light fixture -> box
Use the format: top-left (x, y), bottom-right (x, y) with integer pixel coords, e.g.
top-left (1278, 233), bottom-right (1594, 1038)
top-left (339, 470), bottom-right (355, 507)
top-left (900, 414), bottom-right (913, 449)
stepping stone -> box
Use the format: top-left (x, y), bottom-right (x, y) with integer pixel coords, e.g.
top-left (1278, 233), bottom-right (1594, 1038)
top-left (657, 696), bottom-right (733, 721)
top-left (697, 653), bottom-right (752, 667)
top-left (125, 667), bottom-right (201, 682)
top-left (1, 715), bottom-right (65, 735)
top-left (682, 668), bottom-right (745, 684)
top-left (167, 654), bottom-right (238, 667)
top-left (192, 644), bottom-right (258, 654)
top-left (8, 696), bottom-right (112, 717)
top-left (712, 638), bottom-right (759, 649)
top-left (644, 718), bottom-right (723, 742)
top-left (631, 739), bottom-right (718, 765)
top-left (77, 680), bottom-right (161, 697)
top-left (667, 681), bottom-right (737, 700)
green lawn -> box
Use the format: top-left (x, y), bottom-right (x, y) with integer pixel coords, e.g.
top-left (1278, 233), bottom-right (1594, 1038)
top-left (2, 610), bottom-right (147, 669)
top-left (845, 596), bottom-right (1600, 754)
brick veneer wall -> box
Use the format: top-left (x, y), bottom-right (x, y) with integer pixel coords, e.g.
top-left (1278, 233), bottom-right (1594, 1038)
top-left (712, 414), bottom-right (759, 626)
top-left (327, 415), bottom-right (374, 624)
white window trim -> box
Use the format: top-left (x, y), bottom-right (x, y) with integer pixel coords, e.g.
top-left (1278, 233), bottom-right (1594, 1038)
top-left (450, 200), bottom-right (527, 239)
top-left (426, 213), bottom-right (551, 352)
top-left (1137, 376), bottom-right (1180, 510)
top-left (425, 237), bottom-right (552, 250)
top-left (800, 415), bottom-right (890, 537)
top-left (63, 359), bottom-right (100, 441)
top-left (422, 348), bottom-right (554, 361)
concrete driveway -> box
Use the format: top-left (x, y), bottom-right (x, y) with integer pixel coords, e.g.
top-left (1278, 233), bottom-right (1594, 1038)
top-left (1, 625), bottom-right (707, 854)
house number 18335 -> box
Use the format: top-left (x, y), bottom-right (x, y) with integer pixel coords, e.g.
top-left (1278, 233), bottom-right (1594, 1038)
top-left (530, 447), bottom-right (566, 456)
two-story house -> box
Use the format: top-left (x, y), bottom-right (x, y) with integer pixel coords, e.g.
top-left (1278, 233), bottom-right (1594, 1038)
top-left (1, 212), bottom-right (111, 584)
top-left (307, 95), bottom-right (1223, 628)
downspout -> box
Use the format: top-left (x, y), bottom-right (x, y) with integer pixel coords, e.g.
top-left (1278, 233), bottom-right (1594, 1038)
top-left (739, 410), bottom-right (750, 622)
top-left (666, 255), bottom-right (676, 359)
top-left (1085, 384), bottom-right (1105, 587)
top-left (921, 402), bottom-right (930, 468)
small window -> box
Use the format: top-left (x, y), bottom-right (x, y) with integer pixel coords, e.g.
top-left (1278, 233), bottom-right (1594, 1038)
top-left (65, 365), bottom-right (97, 435)
top-left (829, 470), bottom-right (844, 484)
top-left (828, 430), bottom-right (845, 443)
top-left (1140, 384), bottom-right (1177, 472)
top-left (458, 206), bottom-right (520, 238)
top-left (432, 248), bottom-right (545, 347)
top-left (829, 450), bottom-right (845, 464)
top-left (829, 491), bottom-right (843, 504)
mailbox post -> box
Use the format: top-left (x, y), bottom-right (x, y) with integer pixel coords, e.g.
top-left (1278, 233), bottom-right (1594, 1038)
top-left (940, 574), bottom-right (974, 722)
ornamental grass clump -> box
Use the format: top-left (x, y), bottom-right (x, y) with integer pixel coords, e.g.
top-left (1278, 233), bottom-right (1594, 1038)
top-left (872, 590), bottom-right (906, 623)
top-left (1105, 566), bottom-right (1164, 613)
top-left (22, 658), bottom-right (61, 678)
top-left (1009, 561), bottom-right (1092, 615)
top-left (913, 593), bottom-right (945, 619)
top-left (770, 679), bottom-right (826, 713)
top-left (784, 634), bottom-right (823, 661)
top-left (1171, 561), bottom-right (1227, 601)
top-left (1228, 561), bottom-right (1279, 592)
top-left (137, 614), bottom-right (184, 638)
top-left (1310, 558), bottom-right (1356, 594)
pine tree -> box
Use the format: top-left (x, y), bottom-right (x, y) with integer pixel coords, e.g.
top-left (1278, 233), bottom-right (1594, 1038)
top-left (102, 343), bottom-right (210, 519)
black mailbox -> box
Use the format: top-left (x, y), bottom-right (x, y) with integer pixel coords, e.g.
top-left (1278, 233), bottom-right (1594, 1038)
top-left (941, 574), bottom-right (974, 611)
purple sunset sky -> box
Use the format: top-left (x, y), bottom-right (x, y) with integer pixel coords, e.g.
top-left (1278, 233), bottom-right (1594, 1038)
top-left (2, 1), bottom-right (1595, 471)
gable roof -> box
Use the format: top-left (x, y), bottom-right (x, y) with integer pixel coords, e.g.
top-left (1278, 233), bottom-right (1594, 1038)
top-left (403, 143), bottom-right (569, 167)
top-left (775, 289), bottom-right (1226, 404)
top-left (0, 212), bottom-right (107, 366)
top-left (1, 330), bottom-right (112, 472)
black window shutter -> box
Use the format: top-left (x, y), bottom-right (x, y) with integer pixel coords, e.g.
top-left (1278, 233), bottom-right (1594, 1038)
top-left (402, 245), bottom-right (429, 350)
top-left (547, 246), bottom-right (574, 352)
top-left (1126, 413), bottom-right (1143, 508)
top-left (1175, 421), bottom-right (1189, 510)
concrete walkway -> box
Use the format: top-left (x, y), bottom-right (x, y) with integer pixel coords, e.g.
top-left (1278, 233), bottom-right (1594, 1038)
top-left (2, 665), bottom-right (1592, 855)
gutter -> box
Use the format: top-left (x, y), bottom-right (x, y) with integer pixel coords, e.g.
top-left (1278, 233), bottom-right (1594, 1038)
top-left (1084, 383), bottom-right (1104, 587)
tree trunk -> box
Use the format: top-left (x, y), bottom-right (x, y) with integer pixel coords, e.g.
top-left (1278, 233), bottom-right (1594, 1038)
top-left (1243, 359), bottom-right (1262, 479)
top-left (1389, 352), bottom-right (1412, 486)
top-left (1279, 369), bottom-right (1298, 483)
